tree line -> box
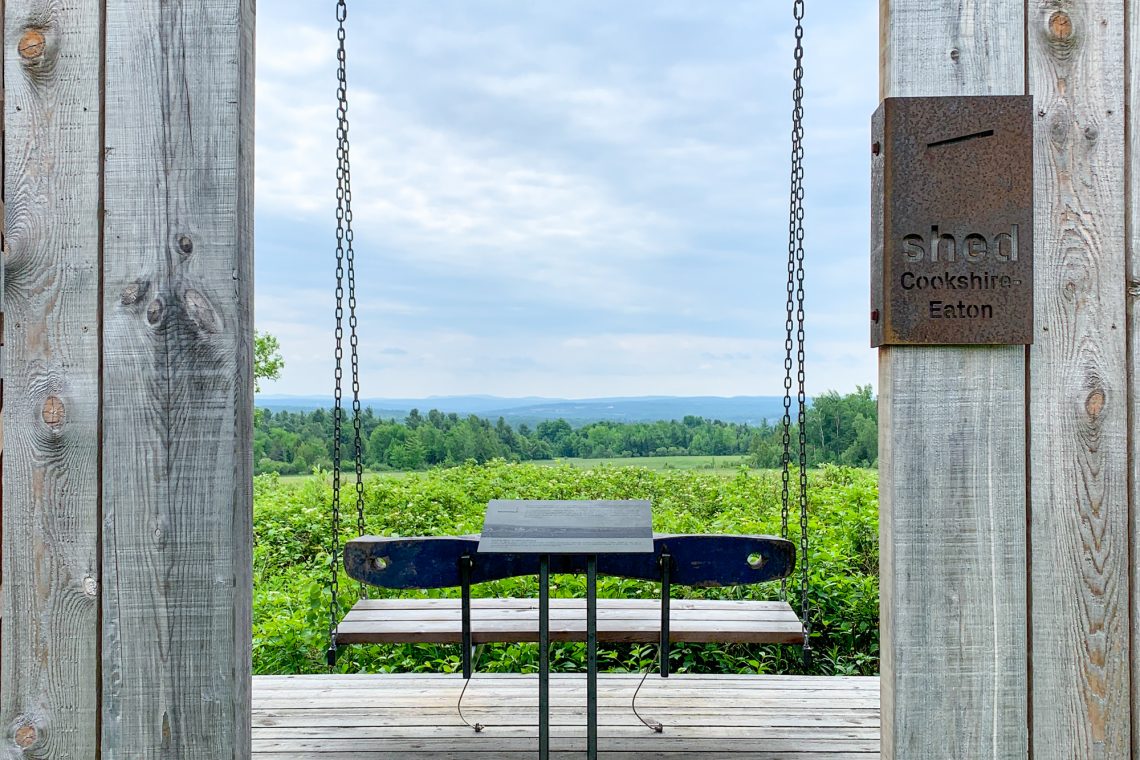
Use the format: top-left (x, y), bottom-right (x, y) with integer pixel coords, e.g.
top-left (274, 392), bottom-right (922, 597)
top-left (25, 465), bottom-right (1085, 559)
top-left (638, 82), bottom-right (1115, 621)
top-left (254, 385), bottom-right (877, 475)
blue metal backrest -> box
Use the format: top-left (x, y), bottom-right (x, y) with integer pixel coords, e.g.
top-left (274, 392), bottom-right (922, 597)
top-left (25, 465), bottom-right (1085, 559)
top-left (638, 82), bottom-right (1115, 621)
top-left (343, 533), bottom-right (795, 590)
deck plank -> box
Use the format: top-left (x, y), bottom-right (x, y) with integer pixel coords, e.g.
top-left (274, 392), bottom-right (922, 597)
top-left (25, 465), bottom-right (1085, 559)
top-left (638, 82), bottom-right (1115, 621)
top-left (252, 674), bottom-right (879, 758)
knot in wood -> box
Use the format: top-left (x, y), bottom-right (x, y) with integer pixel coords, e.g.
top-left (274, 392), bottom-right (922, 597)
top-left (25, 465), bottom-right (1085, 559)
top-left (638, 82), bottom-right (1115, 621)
top-left (120, 280), bottom-right (148, 306)
top-left (1049, 11), bottom-right (1074, 41)
top-left (15, 723), bottom-right (37, 748)
top-left (949, 48), bottom-right (960, 63)
top-left (1086, 388), bottom-right (1106, 418)
top-left (177, 234), bottom-right (194, 256)
top-left (1049, 112), bottom-right (1072, 147)
top-left (184, 288), bottom-right (221, 333)
top-left (42, 396), bottom-right (64, 427)
top-left (17, 28), bottom-right (45, 60)
top-left (147, 298), bottom-right (164, 326)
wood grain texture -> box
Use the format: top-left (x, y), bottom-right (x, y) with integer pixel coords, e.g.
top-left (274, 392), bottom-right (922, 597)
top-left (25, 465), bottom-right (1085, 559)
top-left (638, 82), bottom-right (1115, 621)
top-left (99, 0), bottom-right (254, 758)
top-left (1029, 2), bottom-right (1130, 758)
top-left (878, 2), bottom-right (1028, 758)
top-left (0, 1), bottom-right (102, 758)
top-left (250, 674), bottom-right (881, 759)
top-left (1131, 0), bottom-right (1140, 749)
top-left (335, 598), bottom-right (804, 645)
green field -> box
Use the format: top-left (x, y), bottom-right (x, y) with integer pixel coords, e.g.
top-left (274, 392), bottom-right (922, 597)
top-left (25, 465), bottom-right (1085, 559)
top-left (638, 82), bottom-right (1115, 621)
top-left (540, 454), bottom-right (751, 475)
top-left (254, 460), bottom-right (879, 677)
top-left (278, 455), bottom-right (754, 484)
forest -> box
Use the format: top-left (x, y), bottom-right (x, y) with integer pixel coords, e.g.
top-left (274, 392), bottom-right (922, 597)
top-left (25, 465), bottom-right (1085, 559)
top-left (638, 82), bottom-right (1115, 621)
top-left (254, 385), bottom-right (877, 475)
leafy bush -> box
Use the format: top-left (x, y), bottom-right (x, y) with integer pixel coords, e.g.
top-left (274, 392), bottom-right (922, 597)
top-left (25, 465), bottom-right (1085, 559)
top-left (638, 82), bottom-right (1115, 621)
top-left (253, 461), bottom-right (878, 677)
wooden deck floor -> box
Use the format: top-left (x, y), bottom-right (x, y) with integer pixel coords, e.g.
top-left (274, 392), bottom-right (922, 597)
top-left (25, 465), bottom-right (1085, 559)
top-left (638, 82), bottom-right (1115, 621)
top-left (253, 673), bottom-right (880, 758)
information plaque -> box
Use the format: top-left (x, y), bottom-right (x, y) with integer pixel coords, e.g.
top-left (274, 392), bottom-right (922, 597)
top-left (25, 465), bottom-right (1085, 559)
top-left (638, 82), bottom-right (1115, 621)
top-left (871, 95), bottom-right (1034, 346)
top-left (478, 499), bottom-right (654, 555)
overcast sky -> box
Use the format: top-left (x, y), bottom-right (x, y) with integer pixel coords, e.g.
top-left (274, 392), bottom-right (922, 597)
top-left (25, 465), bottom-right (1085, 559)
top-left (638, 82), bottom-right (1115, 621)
top-left (255, 0), bottom-right (878, 399)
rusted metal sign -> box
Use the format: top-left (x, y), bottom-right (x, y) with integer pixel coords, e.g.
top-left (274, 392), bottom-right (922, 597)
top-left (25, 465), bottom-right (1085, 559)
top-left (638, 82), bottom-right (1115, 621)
top-left (871, 95), bottom-right (1033, 346)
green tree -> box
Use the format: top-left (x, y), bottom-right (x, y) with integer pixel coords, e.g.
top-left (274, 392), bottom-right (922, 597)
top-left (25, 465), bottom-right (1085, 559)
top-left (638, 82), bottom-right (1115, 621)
top-left (254, 331), bottom-right (285, 393)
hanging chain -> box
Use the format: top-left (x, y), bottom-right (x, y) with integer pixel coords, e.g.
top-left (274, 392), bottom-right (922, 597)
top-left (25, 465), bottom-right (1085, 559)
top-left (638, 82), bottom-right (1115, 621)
top-left (328, 0), bottom-right (353, 665)
top-left (789, 0), bottom-right (811, 661)
top-left (338, 0), bottom-right (368, 596)
top-left (780, 0), bottom-right (805, 604)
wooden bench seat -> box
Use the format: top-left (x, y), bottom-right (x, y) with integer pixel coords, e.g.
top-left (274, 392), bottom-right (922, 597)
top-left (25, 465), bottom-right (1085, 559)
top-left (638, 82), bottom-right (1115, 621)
top-left (335, 531), bottom-right (805, 674)
top-left (335, 597), bottom-right (805, 645)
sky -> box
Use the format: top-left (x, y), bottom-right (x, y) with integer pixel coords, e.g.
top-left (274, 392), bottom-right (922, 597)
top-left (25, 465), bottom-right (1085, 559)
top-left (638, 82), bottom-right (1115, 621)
top-left (255, 0), bottom-right (879, 399)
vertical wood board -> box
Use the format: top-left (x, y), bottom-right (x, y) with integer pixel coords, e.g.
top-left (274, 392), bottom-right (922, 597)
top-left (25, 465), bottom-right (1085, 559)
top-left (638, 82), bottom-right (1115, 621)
top-left (878, 1), bottom-right (1028, 758)
top-left (100, 0), bottom-right (254, 757)
top-left (0, 1), bottom-right (102, 758)
top-left (1130, 0), bottom-right (1140, 749)
top-left (1028, 1), bottom-right (1131, 757)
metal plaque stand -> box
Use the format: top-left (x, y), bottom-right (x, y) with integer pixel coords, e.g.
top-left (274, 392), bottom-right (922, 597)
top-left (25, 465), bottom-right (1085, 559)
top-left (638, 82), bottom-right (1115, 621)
top-left (538, 554), bottom-right (550, 757)
top-left (478, 500), bottom-right (654, 760)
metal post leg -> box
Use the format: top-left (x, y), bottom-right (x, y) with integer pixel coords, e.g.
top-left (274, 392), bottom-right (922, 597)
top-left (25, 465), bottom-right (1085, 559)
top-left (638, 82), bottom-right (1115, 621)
top-left (660, 551), bottom-right (671, 678)
top-left (587, 554), bottom-right (598, 760)
top-left (460, 555), bottom-right (473, 680)
top-left (539, 554), bottom-right (550, 760)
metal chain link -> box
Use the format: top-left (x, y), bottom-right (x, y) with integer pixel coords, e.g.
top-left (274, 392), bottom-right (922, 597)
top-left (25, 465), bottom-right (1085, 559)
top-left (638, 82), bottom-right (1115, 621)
top-left (328, 0), bottom-right (353, 665)
top-left (791, 0), bottom-right (812, 661)
top-left (781, 0), bottom-right (810, 657)
top-left (780, 0), bottom-right (803, 604)
top-left (338, 0), bottom-right (368, 597)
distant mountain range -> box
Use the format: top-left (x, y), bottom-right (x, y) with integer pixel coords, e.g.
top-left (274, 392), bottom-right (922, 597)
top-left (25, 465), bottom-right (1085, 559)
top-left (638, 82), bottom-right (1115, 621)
top-left (255, 394), bottom-right (797, 426)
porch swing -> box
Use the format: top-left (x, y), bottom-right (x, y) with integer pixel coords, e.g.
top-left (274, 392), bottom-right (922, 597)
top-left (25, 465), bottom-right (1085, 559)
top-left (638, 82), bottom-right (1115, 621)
top-left (324, 0), bottom-right (812, 701)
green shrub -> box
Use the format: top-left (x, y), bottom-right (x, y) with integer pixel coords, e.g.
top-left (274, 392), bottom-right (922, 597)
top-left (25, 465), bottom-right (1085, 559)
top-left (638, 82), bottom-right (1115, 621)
top-left (253, 461), bottom-right (879, 676)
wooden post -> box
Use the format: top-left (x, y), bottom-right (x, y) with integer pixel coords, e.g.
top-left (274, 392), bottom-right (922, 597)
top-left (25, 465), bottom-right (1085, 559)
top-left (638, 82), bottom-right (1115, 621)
top-left (1, 3), bottom-right (103, 757)
top-left (878, 2), bottom-right (1029, 758)
top-left (0, 1), bottom-right (254, 758)
top-left (882, 1), bottom-right (1136, 758)
top-left (1030, 2), bottom-right (1130, 758)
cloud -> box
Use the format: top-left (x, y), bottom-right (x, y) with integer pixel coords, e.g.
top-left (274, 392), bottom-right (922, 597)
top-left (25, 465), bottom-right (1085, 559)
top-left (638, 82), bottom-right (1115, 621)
top-left (254, 0), bottom-right (880, 398)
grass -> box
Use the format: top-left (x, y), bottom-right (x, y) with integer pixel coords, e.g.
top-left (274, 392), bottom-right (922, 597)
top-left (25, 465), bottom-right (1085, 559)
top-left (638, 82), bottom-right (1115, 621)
top-left (276, 470), bottom-right (411, 485)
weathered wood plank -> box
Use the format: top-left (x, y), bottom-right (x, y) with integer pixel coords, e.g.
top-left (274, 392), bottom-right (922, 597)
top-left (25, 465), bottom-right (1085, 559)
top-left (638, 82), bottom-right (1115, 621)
top-left (336, 597), bottom-right (802, 644)
top-left (255, 754), bottom-right (875, 760)
top-left (1029, 2), bottom-right (1130, 758)
top-left (99, 0), bottom-right (254, 758)
top-left (878, 2), bottom-right (1028, 759)
top-left (249, 674), bottom-right (880, 759)
top-left (253, 726), bottom-right (882, 740)
top-left (0, 1), bottom-right (102, 757)
top-left (1131, 0), bottom-right (1140, 748)
top-left (253, 754), bottom-right (875, 760)
top-left (253, 712), bottom-right (882, 730)
top-left (253, 737), bottom-right (880, 753)
top-left (254, 679), bottom-right (880, 688)
top-left (252, 697), bottom-right (882, 712)
top-left (350, 598), bottom-right (800, 611)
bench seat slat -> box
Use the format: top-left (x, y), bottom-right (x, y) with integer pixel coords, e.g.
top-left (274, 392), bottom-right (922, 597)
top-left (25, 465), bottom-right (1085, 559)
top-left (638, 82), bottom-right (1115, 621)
top-left (343, 608), bottom-right (801, 623)
top-left (335, 598), bottom-right (805, 645)
top-left (348, 598), bottom-right (796, 611)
